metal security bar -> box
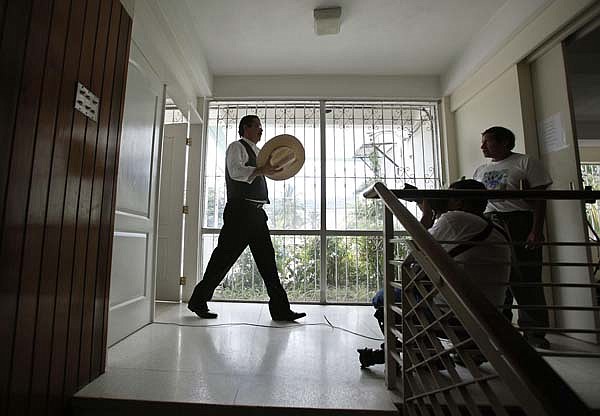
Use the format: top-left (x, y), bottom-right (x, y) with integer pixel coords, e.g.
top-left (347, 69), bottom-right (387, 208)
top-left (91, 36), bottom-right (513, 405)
top-left (201, 100), bottom-right (441, 304)
top-left (582, 163), bottom-right (600, 236)
top-left (366, 183), bottom-right (599, 415)
top-left (324, 102), bottom-right (442, 229)
top-left (202, 233), bottom-right (321, 302)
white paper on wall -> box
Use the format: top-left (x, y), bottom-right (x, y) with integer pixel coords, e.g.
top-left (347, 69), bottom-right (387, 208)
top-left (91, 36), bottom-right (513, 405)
top-left (538, 113), bottom-right (568, 154)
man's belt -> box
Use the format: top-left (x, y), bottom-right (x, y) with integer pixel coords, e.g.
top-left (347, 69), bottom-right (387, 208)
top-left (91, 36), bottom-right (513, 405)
top-left (229, 199), bottom-right (266, 209)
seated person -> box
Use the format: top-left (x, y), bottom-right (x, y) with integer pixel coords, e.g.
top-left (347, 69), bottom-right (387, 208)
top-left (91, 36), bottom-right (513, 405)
top-left (427, 179), bottom-right (511, 309)
top-left (357, 287), bottom-right (401, 368)
top-left (357, 179), bottom-right (511, 368)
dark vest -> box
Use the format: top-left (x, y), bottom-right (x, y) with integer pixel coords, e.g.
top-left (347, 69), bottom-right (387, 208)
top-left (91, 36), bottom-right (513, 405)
top-left (225, 140), bottom-right (269, 203)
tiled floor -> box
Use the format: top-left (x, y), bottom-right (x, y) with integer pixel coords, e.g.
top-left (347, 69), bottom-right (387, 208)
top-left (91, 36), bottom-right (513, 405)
top-left (75, 301), bottom-right (600, 413)
top-left (75, 302), bottom-right (400, 414)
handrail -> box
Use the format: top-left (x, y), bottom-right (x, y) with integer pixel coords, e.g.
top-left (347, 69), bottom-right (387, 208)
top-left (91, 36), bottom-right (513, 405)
top-left (363, 186), bottom-right (600, 201)
top-left (370, 181), bottom-right (590, 416)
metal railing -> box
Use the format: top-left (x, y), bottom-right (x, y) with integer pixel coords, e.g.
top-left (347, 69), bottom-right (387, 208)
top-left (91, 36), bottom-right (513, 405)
top-left (201, 100), bottom-right (441, 303)
top-left (365, 182), bottom-right (600, 416)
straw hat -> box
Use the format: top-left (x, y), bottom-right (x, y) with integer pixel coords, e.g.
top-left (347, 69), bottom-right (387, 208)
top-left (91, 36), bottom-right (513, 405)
top-left (257, 134), bottom-right (305, 181)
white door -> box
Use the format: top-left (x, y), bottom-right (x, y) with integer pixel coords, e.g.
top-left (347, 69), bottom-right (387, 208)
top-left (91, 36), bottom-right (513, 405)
top-left (108, 42), bottom-right (164, 346)
top-left (156, 123), bottom-right (187, 301)
top-left (530, 43), bottom-right (598, 343)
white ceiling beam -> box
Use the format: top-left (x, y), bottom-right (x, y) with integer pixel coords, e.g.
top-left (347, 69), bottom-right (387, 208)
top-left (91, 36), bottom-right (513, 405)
top-left (128, 0), bottom-right (213, 123)
top-left (442, 0), bottom-right (552, 96)
top-left (449, 0), bottom-right (598, 111)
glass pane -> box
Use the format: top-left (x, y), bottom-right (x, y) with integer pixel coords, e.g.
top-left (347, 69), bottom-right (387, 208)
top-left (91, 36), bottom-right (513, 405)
top-left (204, 101), bottom-right (321, 231)
top-left (164, 108), bottom-right (187, 124)
top-left (201, 100), bottom-right (441, 304)
top-left (325, 102), bottom-right (442, 231)
top-left (203, 234), bottom-right (321, 302)
top-left (325, 235), bottom-right (410, 304)
top-left (582, 163), bottom-right (600, 235)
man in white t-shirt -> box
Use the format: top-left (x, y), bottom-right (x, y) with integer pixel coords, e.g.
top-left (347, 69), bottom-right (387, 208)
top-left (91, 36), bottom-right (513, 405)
top-left (473, 126), bottom-right (553, 349)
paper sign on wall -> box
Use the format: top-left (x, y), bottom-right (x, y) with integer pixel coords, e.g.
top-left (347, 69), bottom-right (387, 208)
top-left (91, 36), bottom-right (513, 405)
top-left (538, 113), bottom-right (568, 153)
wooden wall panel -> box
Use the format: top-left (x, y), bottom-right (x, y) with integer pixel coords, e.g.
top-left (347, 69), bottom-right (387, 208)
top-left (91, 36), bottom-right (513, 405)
top-left (0, 1), bottom-right (31, 242)
top-left (77, 0), bottom-right (113, 388)
top-left (98, 6), bottom-right (133, 372)
top-left (90, 0), bottom-right (122, 380)
top-left (6, 0), bottom-right (56, 412)
top-left (62, 0), bottom-right (101, 405)
top-left (0, 1), bottom-right (33, 411)
top-left (27, 0), bottom-right (73, 413)
top-left (46, 0), bottom-right (91, 411)
top-left (1, 0), bottom-right (52, 413)
top-left (0, 0), bottom-right (7, 46)
top-left (0, 0), bottom-right (132, 414)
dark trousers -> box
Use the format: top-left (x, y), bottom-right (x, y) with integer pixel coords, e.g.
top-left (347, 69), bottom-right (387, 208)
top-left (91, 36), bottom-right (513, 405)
top-left (188, 201), bottom-right (291, 317)
top-left (487, 211), bottom-right (549, 337)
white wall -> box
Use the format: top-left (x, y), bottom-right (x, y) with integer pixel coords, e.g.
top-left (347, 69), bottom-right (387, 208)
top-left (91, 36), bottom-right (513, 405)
top-left (127, 0), bottom-right (212, 122)
top-left (212, 75), bottom-right (440, 99)
top-left (443, 0), bottom-right (552, 95)
top-left (453, 66), bottom-right (525, 178)
top-left (449, 0), bottom-right (598, 112)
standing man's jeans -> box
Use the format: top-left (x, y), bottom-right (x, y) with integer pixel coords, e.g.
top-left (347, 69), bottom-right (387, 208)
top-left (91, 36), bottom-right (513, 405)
top-left (486, 211), bottom-right (549, 338)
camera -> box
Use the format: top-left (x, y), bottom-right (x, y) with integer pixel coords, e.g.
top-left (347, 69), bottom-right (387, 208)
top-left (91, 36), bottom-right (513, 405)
top-left (357, 347), bottom-right (385, 368)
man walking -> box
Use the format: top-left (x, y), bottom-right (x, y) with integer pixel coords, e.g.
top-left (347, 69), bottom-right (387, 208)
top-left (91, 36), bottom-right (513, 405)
top-left (188, 115), bottom-right (306, 321)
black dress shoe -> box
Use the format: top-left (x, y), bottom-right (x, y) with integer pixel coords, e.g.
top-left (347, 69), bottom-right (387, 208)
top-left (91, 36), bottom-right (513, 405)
top-left (188, 302), bottom-right (218, 319)
top-left (271, 310), bottom-right (306, 321)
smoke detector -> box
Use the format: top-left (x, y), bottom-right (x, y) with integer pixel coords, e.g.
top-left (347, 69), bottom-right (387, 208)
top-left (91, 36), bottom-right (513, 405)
top-left (314, 7), bottom-right (341, 35)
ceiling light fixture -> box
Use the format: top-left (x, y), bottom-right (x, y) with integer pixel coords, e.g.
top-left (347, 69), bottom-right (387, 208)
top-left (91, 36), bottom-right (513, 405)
top-left (314, 7), bottom-right (341, 36)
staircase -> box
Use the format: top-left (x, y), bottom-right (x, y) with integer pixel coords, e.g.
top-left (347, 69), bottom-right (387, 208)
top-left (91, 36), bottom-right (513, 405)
top-left (365, 182), bottom-right (600, 416)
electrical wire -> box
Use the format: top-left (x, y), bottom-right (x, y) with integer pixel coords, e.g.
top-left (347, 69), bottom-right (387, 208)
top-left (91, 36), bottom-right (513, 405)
top-left (153, 314), bottom-right (384, 341)
top-left (322, 315), bottom-right (384, 341)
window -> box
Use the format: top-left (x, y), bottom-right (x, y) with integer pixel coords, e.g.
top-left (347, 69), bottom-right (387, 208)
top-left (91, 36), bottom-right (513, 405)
top-left (201, 100), bottom-right (441, 303)
top-left (164, 107), bottom-right (187, 124)
top-left (582, 163), bottom-right (600, 236)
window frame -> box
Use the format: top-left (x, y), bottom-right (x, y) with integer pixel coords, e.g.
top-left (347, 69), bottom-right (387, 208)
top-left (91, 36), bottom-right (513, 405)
top-left (198, 99), bottom-right (443, 304)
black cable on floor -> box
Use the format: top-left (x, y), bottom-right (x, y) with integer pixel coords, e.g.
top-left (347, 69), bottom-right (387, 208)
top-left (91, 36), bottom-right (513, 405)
top-left (322, 315), bottom-right (383, 341)
top-left (153, 314), bottom-right (384, 341)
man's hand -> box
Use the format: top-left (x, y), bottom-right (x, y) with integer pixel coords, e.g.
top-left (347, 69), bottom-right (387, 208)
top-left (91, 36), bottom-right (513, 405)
top-left (525, 230), bottom-right (544, 249)
top-left (417, 199), bottom-right (432, 214)
top-left (255, 159), bottom-right (283, 177)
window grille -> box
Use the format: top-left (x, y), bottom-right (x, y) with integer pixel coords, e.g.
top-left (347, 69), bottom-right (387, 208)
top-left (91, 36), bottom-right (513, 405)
top-left (201, 100), bottom-right (441, 303)
top-left (164, 107), bottom-right (187, 124)
top-left (582, 163), bottom-right (600, 236)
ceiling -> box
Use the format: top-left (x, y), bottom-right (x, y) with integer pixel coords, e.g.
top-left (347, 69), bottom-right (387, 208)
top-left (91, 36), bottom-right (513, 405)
top-left (184, 0), bottom-right (509, 76)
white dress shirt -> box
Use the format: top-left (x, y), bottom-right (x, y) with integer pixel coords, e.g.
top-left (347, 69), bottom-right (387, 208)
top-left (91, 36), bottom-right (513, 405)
top-left (226, 137), bottom-right (260, 184)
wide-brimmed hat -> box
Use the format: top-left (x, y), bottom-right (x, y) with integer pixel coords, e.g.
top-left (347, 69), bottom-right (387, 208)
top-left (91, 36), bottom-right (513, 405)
top-left (257, 134), bottom-right (305, 181)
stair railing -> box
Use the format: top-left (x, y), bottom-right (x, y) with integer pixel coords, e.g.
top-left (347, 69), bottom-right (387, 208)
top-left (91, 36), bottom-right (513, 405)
top-left (365, 182), bottom-right (600, 416)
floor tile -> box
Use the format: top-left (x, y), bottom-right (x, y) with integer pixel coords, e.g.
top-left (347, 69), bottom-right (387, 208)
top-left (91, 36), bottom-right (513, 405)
top-left (85, 302), bottom-right (396, 412)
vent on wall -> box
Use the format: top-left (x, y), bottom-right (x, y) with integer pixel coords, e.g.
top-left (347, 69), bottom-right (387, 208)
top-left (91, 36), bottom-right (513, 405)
top-left (74, 82), bottom-right (100, 122)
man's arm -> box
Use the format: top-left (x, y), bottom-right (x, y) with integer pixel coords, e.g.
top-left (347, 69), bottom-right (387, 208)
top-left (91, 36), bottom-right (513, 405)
top-left (523, 156), bottom-right (552, 248)
top-left (527, 184), bottom-right (548, 248)
top-left (226, 142), bottom-right (283, 183)
top-left (226, 142), bottom-right (256, 183)
top-left (418, 199), bottom-right (435, 229)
